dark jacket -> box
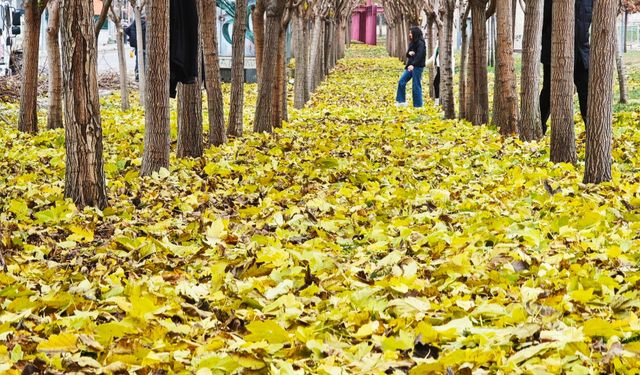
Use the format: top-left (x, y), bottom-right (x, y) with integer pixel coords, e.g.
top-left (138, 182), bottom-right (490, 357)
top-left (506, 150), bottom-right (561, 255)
top-left (406, 26), bottom-right (426, 68)
top-left (124, 19), bottom-right (146, 49)
top-left (541, 0), bottom-right (592, 69)
top-left (170, 0), bottom-right (199, 98)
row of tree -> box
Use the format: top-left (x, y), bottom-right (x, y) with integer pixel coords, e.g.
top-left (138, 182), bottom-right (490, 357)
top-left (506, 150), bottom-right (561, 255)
top-left (14, 0), bottom-right (358, 209)
top-left (385, 0), bottom-right (639, 184)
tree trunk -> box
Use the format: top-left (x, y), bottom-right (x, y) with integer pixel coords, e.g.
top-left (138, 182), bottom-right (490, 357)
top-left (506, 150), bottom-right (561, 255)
top-left (141, 0), bottom-right (171, 176)
top-left (440, 0), bottom-right (456, 119)
top-left (253, 0), bottom-right (265, 80)
top-left (46, 0), bottom-right (63, 129)
top-left (177, 8), bottom-right (203, 158)
top-left (318, 21), bottom-right (329, 76)
top-left (322, 21), bottom-right (329, 76)
top-left (616, 25), bottom-right (628, 104)
top-left (550, 0), bottom-right (576, 164)
top-left (337, 19), bottom-right (346, 59)
top-left (465, 37), bottom-right (475, 116)
top-left (253, 0), bottom-right (287, 133)
top-left (347, 16), bottom-right (351, 48)
top-left (386, 25), bottom-right (392, 56)
top-left (111, 3), bottom-right (130, 112)
top-left (467, 0), bottom-right (489, 125)
top-left (61, 0), bottom-right (107, 209)
top-left (459, 5), bottom-right (469, 119)
top-left (18, 0), bottom-right (43, 134)
top-left (228, 0), bottom-right (247, 137)
top-left (623, 10), bottom-right (628, 53)
top-left (518, 0), bottom-right (543, 141)
top-left (293, 11), bottom-right (307, 109)
top-left (304, 18), bottom-right (310, 103)
top-left (494, 0), bottom-right (518, 135)
top-left (426, 18), bottom-right (436, 98)
top-left (584, 0), bottom-right (616, 184)
top-left (512, 0), bottom-right (517, 41)
top-left (201, 0), bottom-right (226, 146)
top-left (489, 15), bottom-right (496, 66)
top-left (308, 16), bottom-right (323, 94)
top-left (177, 83), bottom-right (203, 157)
top-left (134, 5), bottom-right (146, 106)
top-left (272, 24), bottom-right (286, 128)
top-left (281, 38), bottom-right (288, 122)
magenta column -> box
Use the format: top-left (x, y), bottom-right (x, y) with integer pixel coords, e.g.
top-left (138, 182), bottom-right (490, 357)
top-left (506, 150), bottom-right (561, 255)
top-left (365, 4), bottom-right (377, 45)
top-left (351, 12), bottom-right (361, 43)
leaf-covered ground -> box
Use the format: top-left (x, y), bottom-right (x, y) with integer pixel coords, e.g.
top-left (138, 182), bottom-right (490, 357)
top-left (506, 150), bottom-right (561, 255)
top-left (1, 45), bottom-right (640, 374)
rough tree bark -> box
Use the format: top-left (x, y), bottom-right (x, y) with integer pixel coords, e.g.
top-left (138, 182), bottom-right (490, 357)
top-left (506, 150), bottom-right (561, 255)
top-left (110, 0), bottom-right (130, 111)
top-left (308, 16), bottom-right (323, 93)
top-left (426, 16), bottom-right (436, 98)
top-left (61, 0), bottom-right (107, 209)
top-left (468, 0), bottom-right (489, 125)
top-left (254, 0), bottom-right (288, 133)
top-left (293, 9), bottom-right (308, 108)
top-left (19, 0), bottom-right (46, 134)
top-left (440, 0), bottom-right (456, 119)
top-left (272, 12), bottom-right (288, 128)
top-left (141, 0), bottom-right (171, 176)
top-left (252, 0), bottom-right (265, 79)
top-left (201, 0), bottom-right (226, 146)
top-left (303, 13), bottom-right (311, 103)
top-left (46, 0), bottom-right (63, 129)
top-left (228, 0), bottom-right (248, 137)
top-left (518, 0), bottom-right (543, 141)
top-left (494, 0), bottom-right (518, 135)
top-left (550, 0), bottom-right (576, 164)
top-left (177, 82), bottom-right (203, 157)
top-left (584, 0), bottom-right (617, 183)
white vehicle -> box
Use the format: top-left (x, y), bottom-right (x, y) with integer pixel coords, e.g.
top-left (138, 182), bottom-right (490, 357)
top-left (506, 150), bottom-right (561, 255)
top-left (0, 1), bottom-right (23, 76)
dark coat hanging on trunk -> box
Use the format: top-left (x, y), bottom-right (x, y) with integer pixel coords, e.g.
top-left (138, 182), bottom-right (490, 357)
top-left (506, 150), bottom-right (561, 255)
top-left (170, 0), bottom-right (199, 98)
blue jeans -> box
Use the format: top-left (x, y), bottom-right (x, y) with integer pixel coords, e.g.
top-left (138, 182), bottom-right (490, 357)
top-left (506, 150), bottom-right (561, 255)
top-left (395, 67), bottom-right (424, 107)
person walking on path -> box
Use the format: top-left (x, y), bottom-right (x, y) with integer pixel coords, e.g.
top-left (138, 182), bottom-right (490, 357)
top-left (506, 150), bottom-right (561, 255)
top-left (395, 26), bottom-right (426, 108)
top-left (124, 16), bottom-right (147, 82)
top-left (539, 0), bottom-right (592, 135)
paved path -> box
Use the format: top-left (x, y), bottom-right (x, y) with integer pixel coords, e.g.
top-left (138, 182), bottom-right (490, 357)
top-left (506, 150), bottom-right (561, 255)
top-left (38, 44), bottom-right (136, 76)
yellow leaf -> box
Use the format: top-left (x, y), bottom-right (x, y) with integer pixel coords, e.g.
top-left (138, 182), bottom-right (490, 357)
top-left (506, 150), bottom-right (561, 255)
top-left (583, 318), bottom-right (622, 338)
top-left (245, 320), bottom-right (291, 344)
top-left (37, 333), bottom-right (78, 353)
top-left (354, 321), bottom-right (380, 338)
top-left (570, 288), bottom-right (595, 304)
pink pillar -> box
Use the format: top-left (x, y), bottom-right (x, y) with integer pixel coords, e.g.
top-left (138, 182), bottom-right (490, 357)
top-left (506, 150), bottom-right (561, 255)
top-left (351, 12), bottom-right (361, 42)
top-left (365, 5), bottom-right (377, 45)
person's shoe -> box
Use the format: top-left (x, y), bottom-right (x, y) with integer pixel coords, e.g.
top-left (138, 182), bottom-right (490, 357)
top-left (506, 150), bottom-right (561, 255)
top-left (434, 98), bottom-right (440, 106)
top-left (395, 102), bottom-right (408, 107)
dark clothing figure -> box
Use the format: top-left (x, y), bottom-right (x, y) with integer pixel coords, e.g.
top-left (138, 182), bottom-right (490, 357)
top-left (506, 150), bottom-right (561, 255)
top-left (427, 47), bottom-right (440, 102)
top-left (434, 67), bottom-right (441, 100)
top-left (396, 26), bottom-right (426, 108)
top-left (170, 0), bottom-right (199, 98)
top-left (124, 20), bottom-right (146, 49)
top-left (540, 0), bottom-right (592, 134)
top-left (405, 27), bottom-right (426, 69)
top-left (124, 19), bottom-right (146, 81)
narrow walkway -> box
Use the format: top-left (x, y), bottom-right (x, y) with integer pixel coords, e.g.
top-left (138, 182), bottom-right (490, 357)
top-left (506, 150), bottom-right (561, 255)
top-left (1, 44), bottom-right (639, 373)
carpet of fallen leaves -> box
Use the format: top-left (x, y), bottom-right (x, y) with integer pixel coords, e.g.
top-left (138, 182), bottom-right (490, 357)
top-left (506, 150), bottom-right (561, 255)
top-left (1, 44), bottom-right (640, 374)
